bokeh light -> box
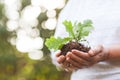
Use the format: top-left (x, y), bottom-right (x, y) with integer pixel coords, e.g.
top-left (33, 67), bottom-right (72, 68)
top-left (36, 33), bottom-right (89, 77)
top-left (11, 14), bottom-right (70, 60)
top-left (46, 9), bottom-right (56, 18)
top-left (21, 5), bottom-right (41, 20)
top-left (3, 0), bottom-right (66, 60)
top-left (28, 50), bottom-right (43, 60)
top-left (6, 20), bottom-right (19, 31)
top-left (45, 18), bottom-right (57, 30)
top-left (16, 36), bottom-right (44, 53)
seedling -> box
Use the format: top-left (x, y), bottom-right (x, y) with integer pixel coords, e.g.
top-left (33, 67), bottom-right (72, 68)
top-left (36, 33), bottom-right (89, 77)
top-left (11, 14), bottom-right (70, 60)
top-left (45, 19), bottom-right (94, 55)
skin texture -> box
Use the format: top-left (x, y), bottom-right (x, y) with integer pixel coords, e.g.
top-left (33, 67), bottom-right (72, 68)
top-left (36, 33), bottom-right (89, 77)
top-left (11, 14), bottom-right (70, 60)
top-left (56, 45), bottom-right (120, 72)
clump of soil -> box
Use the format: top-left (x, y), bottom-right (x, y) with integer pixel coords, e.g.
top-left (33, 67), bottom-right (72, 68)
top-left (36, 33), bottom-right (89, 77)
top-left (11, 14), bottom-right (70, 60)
top-left (60, 42), bottom-right (90, 55)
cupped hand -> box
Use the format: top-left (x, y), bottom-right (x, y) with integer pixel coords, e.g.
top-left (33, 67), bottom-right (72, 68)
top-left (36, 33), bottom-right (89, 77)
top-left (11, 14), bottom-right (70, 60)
top-left (66, 45), bottom-right (109, 69)
top-left (56, 51), bottom-right (77, 72)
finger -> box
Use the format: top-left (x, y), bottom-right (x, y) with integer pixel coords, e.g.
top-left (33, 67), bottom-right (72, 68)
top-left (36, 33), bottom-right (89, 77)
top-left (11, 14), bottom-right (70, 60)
top-left (55, 50), bottom-right (61, 57)
top-left (89, 54), bottom-right (102, 65)
top-left (71, 49), bottom-right (90, 61)
top-left (64, 68), bottom-right (70, 72)
top-left (69, 64), bottom-right (78, 70)
top-left (62, 60), bottom-right (79, 71)
top-left (57, 55), bottom-right (66, 64)
top-left (60, 61), bottom-right (68, 68)
top-left (61, 61), bottom-right (72, 69)
top-left (66, 57), bottom-right (83, 69)
top-left (66, 52), bottom-right (89, 67)
top-left (88, 45), bottom-right (103, 57)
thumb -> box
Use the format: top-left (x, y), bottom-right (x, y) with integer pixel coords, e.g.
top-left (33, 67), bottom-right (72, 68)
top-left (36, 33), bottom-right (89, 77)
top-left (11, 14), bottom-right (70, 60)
top-left (88, 45), bottom-right (103, 57)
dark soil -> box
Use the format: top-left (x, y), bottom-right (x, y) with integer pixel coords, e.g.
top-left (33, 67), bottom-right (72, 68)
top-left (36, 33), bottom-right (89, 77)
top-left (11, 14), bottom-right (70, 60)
top-left (60, 41), bottom-right (90, 55)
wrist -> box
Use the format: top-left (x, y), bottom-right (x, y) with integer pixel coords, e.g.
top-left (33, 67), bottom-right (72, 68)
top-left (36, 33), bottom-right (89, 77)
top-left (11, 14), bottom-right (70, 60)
top-left (102, 46), bottom-right (110, 61)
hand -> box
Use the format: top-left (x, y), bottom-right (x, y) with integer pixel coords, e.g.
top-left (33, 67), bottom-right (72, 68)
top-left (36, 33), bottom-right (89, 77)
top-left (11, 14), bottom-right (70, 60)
top-left (56, 51), bottom-right (77, 72)
top-left (66, 45), bottom-right (109, 69)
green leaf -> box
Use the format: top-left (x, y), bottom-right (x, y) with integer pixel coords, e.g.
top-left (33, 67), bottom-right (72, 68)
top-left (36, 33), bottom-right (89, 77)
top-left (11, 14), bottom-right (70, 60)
top-left (77, 19), bottom-right (94, 40)
top-left (83, 19), bottom-right (93, 26)
top-left (81, 25), bottom-right (94, 36)
top-left (73, 21), bottom-right (82, 41)
top-left (45, 36), bottom-right (71, 51)
top-left (63, 20), bottom-right (75, 39)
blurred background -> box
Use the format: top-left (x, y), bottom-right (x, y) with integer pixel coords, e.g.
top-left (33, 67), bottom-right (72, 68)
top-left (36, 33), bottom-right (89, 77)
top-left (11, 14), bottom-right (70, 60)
top-left (0, 0), bottom-right (71, 80)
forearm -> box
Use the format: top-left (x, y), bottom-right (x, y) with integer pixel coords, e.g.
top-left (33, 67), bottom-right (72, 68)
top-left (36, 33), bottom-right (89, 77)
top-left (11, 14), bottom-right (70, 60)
top-left (107, 45), bottom-right (120, 61)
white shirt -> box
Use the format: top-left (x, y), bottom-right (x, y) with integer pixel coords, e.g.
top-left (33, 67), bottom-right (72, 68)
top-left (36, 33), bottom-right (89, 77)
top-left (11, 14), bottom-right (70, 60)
top-left (53, 0), bottom-right (120, 80)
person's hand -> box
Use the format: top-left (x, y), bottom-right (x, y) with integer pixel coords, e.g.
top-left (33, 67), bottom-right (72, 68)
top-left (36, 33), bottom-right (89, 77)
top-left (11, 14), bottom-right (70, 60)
top-left (56, 45), bottom-right (109, 72)
top-left (65, 45), bottom-right (109, 69)
top-left (56, 51), bottom-right (77, 72)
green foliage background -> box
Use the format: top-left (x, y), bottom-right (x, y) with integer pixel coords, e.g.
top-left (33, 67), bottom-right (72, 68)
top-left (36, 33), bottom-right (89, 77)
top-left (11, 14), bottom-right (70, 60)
top-left (0, 0), bottom-right (71, 80)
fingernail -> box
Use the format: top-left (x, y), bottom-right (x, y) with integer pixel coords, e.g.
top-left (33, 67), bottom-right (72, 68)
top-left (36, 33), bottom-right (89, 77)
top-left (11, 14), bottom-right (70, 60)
top-left (60, 55), bottom-right (64, 59)
top-left (67, 52), bottom-right (71, 56)
top-left (66, 57), bottom-right (70, 60)
top-left (67, 51), bottom-right (71, 54)
top-left (71, 49), bottom-right (76, 52)
top-left (88, 50), bottom-right (94, 57)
